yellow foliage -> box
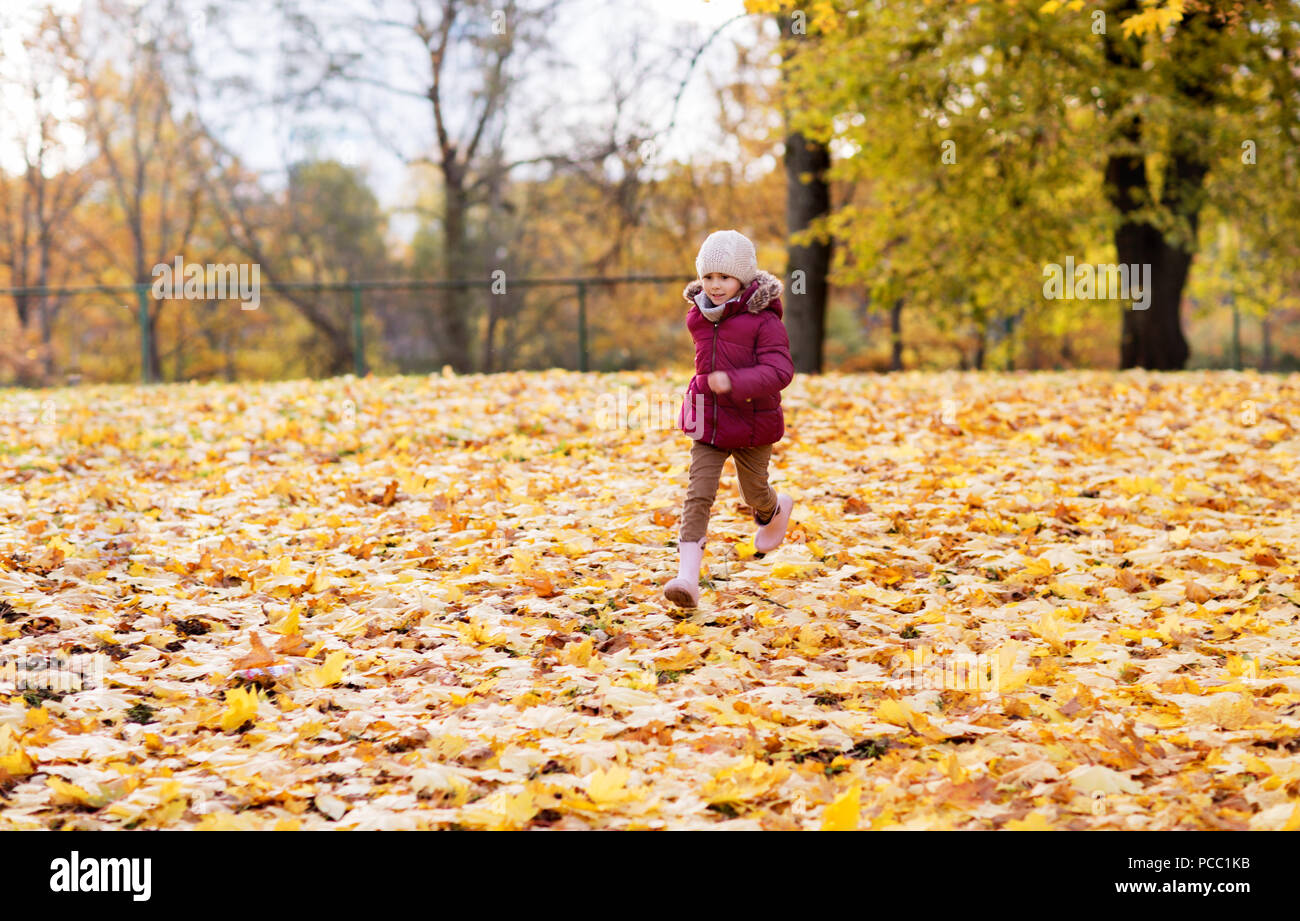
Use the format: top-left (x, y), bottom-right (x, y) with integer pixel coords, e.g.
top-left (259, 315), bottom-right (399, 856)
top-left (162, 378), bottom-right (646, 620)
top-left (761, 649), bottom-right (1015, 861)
top-left (301, 651), bottom-right (349, 688)
top-left (6, 370), bottom-right (1298, 831)
top-left (820, 783), bottom-right (861, 831)
top-left (218, 686), bottom-right (262, 731)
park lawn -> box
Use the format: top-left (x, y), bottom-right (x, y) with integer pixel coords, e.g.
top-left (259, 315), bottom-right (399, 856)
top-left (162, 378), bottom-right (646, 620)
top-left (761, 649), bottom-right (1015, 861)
top-left (1, 368), bottom-right (1299, 830)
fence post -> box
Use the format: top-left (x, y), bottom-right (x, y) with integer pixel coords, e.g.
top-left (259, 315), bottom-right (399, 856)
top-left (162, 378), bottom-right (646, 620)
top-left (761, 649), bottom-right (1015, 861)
top-left (577, 281), bottom-right (588, 372)
top-left (351, 283), bottom-right (367, 377)
top-left (136, 284), bottom-right (152, 385)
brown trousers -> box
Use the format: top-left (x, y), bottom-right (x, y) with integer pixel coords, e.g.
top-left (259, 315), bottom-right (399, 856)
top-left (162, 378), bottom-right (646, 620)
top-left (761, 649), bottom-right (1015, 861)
top-left (679, 440), bottom-right (779, 545)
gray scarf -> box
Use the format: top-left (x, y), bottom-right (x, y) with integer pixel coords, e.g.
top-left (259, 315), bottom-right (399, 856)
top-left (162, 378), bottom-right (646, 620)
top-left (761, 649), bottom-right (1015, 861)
top-left (695, 291), bottom-right (730, 322)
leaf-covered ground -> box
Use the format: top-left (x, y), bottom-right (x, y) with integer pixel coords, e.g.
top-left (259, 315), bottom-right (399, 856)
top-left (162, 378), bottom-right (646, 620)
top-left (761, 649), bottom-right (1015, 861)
top-left (1, 368), bottom-right (1299, 830)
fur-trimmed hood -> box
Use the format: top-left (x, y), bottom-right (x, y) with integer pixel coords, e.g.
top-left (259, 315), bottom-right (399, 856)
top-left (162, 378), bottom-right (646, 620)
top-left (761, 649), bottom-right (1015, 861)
top-left (683, 269), bottom-right (784, 319)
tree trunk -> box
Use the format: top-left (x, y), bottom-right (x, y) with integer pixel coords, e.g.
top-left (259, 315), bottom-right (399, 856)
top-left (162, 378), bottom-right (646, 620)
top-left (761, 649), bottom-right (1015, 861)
top-left (441, 165), bottom-right (475, 374)
top-left (504, 291), bottom-right (520, 371)
top-left (223, 326), bottom-right (235, 382)
top-left (778, 13), bottom-right (831, 375)
top-left (145, 304), bottom-right (163, 383)
top-left (1112, 213), bottom-right (1196, 371)
top-left (889, 297), bottom-right (903, 371)
top-left (1230, 294), bottom-right (1241, 371)
top-left (1262, 313), bottom-right (1272, 372)
top-left (35, 224), bottom-right (55, 381)
top-left (1103, 92), bottom-right (1195, 370)
top-left (484, 295), bottom-right (500, 374)
top-left (1002, 312), bottom-right (1018, 371)
top-left (38, 295), bottom-right (56, 381)
top-left (1104, 1), bottom-right (1219, 371)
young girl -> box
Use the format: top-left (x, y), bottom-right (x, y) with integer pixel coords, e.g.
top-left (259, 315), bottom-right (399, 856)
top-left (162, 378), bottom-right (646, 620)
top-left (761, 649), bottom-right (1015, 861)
top-left (663, 230), bottom-right (796, 608)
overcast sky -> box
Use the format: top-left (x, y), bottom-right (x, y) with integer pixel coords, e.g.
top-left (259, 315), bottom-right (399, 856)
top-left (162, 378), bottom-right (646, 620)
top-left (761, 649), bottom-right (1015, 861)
top-left (1, 0), bottom-right (760, 243)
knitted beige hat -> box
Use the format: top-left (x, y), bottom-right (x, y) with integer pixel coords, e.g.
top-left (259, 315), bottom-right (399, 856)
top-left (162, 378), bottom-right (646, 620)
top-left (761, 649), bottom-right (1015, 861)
top-left (695, 230), bottom-right (758, 287)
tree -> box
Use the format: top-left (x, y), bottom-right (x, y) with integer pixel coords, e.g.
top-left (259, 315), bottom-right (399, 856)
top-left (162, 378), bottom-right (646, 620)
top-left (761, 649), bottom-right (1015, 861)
top-left (1095, 0), bottom-right (1299, 368)
top-left (0, 4), bottom-right (94, 384)
top-left (746, 0), bottom-right (1300, 370)
top-left (53, 0), bottom-right (216, 383)
top-left (263, 0), bottom-right (583, 372)
top-left (751, 2), bottom-right (1100, 371)
top-left (775, 9), bottom-right (833, 375)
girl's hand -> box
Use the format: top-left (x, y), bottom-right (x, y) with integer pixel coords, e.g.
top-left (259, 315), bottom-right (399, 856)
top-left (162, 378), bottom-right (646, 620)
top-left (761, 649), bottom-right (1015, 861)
top-left (708, 371), bottom-right (731, 393)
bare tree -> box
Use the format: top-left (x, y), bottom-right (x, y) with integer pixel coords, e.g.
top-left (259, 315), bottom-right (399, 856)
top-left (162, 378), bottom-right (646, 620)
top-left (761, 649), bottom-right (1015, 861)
top-left (52, 0), bottom-right (213, 383)
top-left (254, 0), bottom-right (553, 370)
top-left (0, 5), bottom-right (94, 384)
top-left (259, 0), bottom-right (685, 371)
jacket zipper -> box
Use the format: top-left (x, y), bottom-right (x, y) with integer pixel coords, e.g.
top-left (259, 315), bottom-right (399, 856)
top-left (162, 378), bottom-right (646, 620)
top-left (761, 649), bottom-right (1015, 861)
top-left (710, 320), bottom-right (719, 444)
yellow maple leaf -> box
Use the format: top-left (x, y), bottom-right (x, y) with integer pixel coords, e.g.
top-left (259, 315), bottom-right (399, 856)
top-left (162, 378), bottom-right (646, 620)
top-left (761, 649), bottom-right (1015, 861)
top-left (1240, 755), bottom-right (1272, 776)
top-left (1020, 557), bottom-right (1055, 580)
top-left (703, 757), bottom-right (791, 803)
top-left (870, 806), bottom-right (899, 830)
top-left (1194, 694), bottom-right (1255, 730)
top-left (196, 812), bottom-right (259, 831)
top-left (462, 789), bottom-right (537, 830)
top-left (460, 618), bottom-right (507, 647)
top-left (219, 686), bottom-right (261, 731)
top-left (997, 670), bottom-right (1034, 693)
top-left (309, 568), bottom-right (330, 594)
top-left (653, 646), bottom-right (701, 671)
top-left (1032, 612), bottom-right (1066, 652)
top-left (875, 698), bottom-right (915, 727)
top-left (1226, 654), bottom-right (1258, 679)
top-left (1140, 710), bottom-right (1185, 729)
top-left (820, 782), bottom-right (861, 831)
top-left (1005, 811), bottom-right (1053, 831)
top-left (301, 651), bottom-right (349, 688)
top-left (1068, 641), bottom-right (1103, 661)
top-left (1155, 612), bottom-right (1183, 643)
top-left (586, 766), bottom-right (633, 805)
top-left (47, 776), bottom-right (108, 808)
top-left (560, 637), bottom-right (593, 667)
top-left (271, 606), bottom-right (300, 636)
top-left (0, 744), bottom-right (33, 777)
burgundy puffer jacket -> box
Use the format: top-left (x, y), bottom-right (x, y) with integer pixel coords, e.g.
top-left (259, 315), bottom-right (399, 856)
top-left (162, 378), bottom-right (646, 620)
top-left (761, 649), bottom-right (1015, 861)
top-left (677, 270), bottom-right (794, 449)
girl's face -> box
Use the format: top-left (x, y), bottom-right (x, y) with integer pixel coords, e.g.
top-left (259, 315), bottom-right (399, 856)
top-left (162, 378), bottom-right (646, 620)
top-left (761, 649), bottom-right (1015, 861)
top-left (702, 273), bottom-right (742, 304)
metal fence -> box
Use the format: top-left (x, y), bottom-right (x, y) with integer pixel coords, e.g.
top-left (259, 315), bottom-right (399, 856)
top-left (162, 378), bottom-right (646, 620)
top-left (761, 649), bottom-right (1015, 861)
top-left (0, 274), bottom-right (699, 385)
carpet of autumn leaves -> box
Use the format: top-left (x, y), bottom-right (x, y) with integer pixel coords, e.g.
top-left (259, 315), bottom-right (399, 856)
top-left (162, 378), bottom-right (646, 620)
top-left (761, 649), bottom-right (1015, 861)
top-left (2, 367), bottom-right (1300, 830)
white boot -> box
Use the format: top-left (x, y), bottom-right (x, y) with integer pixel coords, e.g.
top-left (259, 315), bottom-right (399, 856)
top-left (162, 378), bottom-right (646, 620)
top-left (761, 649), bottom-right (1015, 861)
top-left (754, 494), bottom-right (794, 555)
top-left (663, 537), bottom-right (705, 608)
